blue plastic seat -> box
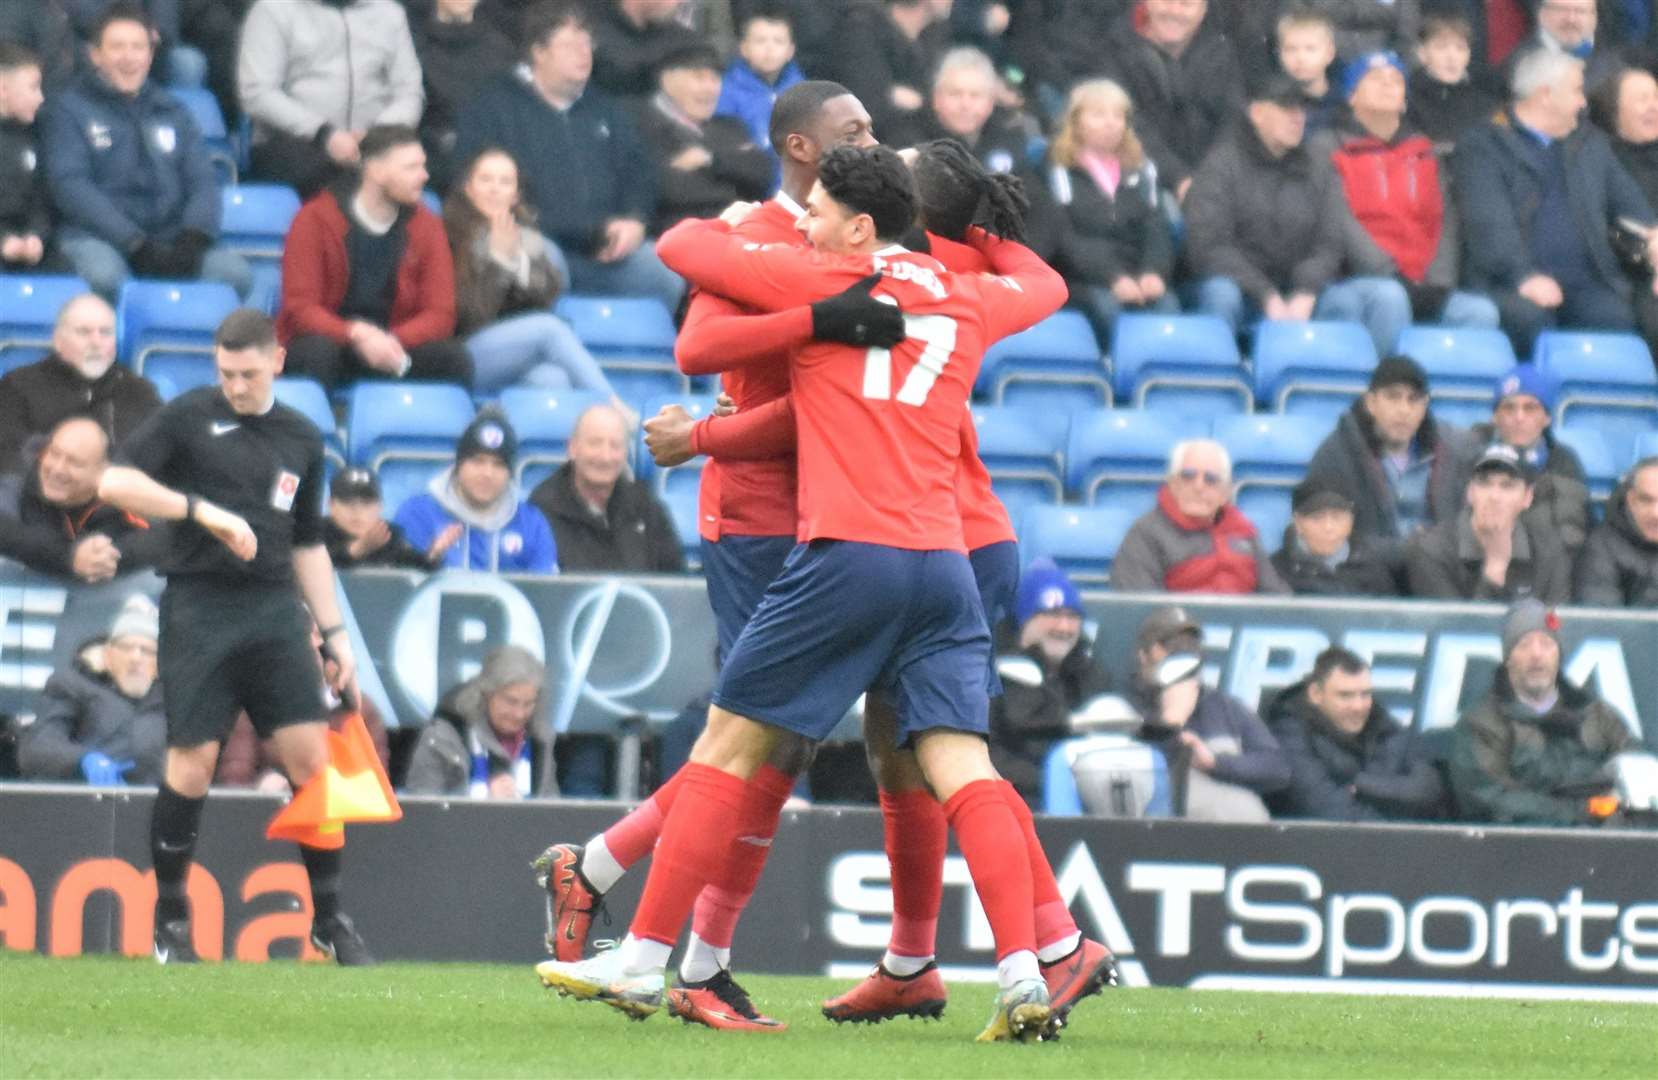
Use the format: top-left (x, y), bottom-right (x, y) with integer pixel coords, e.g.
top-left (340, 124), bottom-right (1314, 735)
top-left (1111, 313), bottom-right (1250, 414)
top-left (970, 405), bottom-right (1066, 510)
top-left (1396, 324), bottom-right (1515, 416)
top-left (661, 484), bottom-right (704, 571)
top-left (497, 387), bottom-right (615, 488)
top-left (1553, 425), bottom-right (1620, 502)
top-left (168, 86), bottom-right (236, 183)
top-left (980, 310), bottom-right (1108, 411)
top-left (1041, 741), bottom-right (1085, 816)
top-left (1534, 332), bottom-right (1658, 467)
top-left (558, 295), bottom-right (686, 400)
top-left (273, 376), bottom-right (344, 468)
top-left (1065, 409), bottom-right (1185, 507)
top-left (1252, 320), bottom-right (1377, 415)
top-left (1635, 430), bottom-right (1658, 466)
top-left (0, 275), bottom-right (89, 373)
top-left (346, 383), bottom-right (478, 515)
top-left (116, 281), bottom-right (241, 388)
top-left (220, 184), bottom-right (301, 257)
top-left (420, 190), bottom-right (443, 216)
top-left (1017, 504), bottom-right (1142, 586)
top-left (1215, 414), bottom-right (1328, 545)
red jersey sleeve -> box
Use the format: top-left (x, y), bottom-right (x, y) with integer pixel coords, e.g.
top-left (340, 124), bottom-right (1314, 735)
top-left (676, 288), bottom-right (814, 375)
top-left (972, 234), bottom-right (1070, 344)
top-left (690, 396), bottom-right (797, 462)
top-left (658, 218), bottom-right (868, 312)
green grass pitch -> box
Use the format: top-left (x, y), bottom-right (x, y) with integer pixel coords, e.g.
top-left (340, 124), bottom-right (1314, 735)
top-left (2, 952), bottom-right (1652, 1079)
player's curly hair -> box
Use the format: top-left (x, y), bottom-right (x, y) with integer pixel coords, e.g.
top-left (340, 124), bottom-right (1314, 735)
top-left (817, 145), bottom-right (917, 242)
top-left (912, 138), bottom-right (1029, 244)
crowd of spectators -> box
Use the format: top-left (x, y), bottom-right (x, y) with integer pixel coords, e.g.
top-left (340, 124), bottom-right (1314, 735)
top-left (2, 0), bottom-right (1655, 825)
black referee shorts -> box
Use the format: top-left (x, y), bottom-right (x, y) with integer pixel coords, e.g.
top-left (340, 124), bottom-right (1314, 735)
top-left (159, 579), bottom-right (326, 748)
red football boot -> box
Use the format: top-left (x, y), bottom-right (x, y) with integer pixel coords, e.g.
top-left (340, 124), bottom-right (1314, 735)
top-left (531, 843), bottom-right (604, 962)
top-left (821, 962), bottom-right (948, 1024)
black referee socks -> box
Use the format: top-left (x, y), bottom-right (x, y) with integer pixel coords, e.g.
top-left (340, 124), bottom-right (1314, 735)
top-left (150, 784), bottom-right (206, 924)
top-left (299, 844), bottom-right (342, 924)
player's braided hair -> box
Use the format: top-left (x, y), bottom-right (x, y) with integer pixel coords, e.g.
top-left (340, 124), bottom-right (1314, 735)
top-left (912, 138), bottom-right (1029, 244)
top-left (817, 145), bottom-right (918, 241)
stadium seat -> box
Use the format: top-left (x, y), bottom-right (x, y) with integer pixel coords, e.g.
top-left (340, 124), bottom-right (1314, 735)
top-left (1215, 414), bottom-right (1328, 547)
top-left (421, 190), bottom-right (443, 216)
top-left (970, 405), bottom-right (1066, 519)
top-left (1635, 430), bottom-right (1658, 466)
top-left (1041, 741), bottom-right (1085, 816)
top-left (1396, 325), bottom-right (1515, 421)
top-left (498, 387), bottom-right (614, 489)
top-left (0, 275), bottom-right (89, 373)
top-left (116, 281), bottom-right (241, 394)
top-left (661, 484), bottom-right (704, 571)
top-left (219, 185), bottom-right (301, 314)
top-left (1110, 313), bottom-right (1250, 415)
top-left (273, 376), bottom-right (344, 470)
top-left (1553, 425), bottom-right (1620, 503)
top-left (1018, 504), bottom-right (1142, 586)
top-left (980, 310), bottom-right (1109, 412)
top-left (1251, 320), bottom-right (1377, 417)
top-left (557, 295), bottom-right (687, 401)
top-left (638, 393), bottom-right (719, 496)
top-left (168, 86), bottom-right (237, 184)
top-left (346, 383), bottom-right (477, 512)
top-left (1534, 332), bottom-right (1658, 467)
top-left (1065, 409), bottom-right (1186, 509)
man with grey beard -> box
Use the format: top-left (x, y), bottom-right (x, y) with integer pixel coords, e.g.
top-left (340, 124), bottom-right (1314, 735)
top-left (0, 293), bottom-right (160, 473)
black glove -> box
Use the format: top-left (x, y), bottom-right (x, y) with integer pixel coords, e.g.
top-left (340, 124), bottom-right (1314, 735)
top-left (167, 229), bottom-right (212, 277)
top-left (129, 238), bottom-right (173, 277)
top-left (810, 273), bottom-right (906, 348)
top-left (1398, 277), bottom-right (1449, 322)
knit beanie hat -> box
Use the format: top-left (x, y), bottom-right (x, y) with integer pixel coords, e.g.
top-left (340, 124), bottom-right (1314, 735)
top-left (1014, 557), bottom-right (1083, 627)
top-left (456, 408), bottom-right (517, 469)
top-left (108, 594), bottom-right (159, 643)
top-left (1342, 50), bottom-right (1406, 100)
top-left (1501, 598), bottom-right (1560, 659)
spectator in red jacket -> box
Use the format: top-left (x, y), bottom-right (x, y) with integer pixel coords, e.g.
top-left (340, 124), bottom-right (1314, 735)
top-left (276, 124), bottom-right (473, 392)
top-left (1110, 438), bottom-right (1291, 595)
top-left (1314, 50), bottom-right (1501, 330)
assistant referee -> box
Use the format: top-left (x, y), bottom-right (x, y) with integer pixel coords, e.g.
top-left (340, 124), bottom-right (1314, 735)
top-left (98, 309), bottom-right (371, 965)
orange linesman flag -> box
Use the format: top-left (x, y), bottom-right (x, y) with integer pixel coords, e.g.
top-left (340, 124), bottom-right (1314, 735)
top-left (266, 712), bottom-right (402, 849)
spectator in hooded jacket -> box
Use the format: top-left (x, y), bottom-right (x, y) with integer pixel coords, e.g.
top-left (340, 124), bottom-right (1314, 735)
top-left (395, 408), bottom-right (559, 574)
top-left (988, 558), bottom-right (1113, 802)
top-left (1471, 364), bottom-right (1590, 556)
top-left (1453, 48), bottom-right (1658, 357)
top-left (1406, 442), bottom-right (1574, 602)
top-left (1270, 476), bottom-right (1399, 595)
top-left (714, 7), bottom-right (803, 194)
top-left (1183, 71), bottom-right (1412, 356)
top-left (1045, 77), bottom-right (1175, 342)
top-left (238, 0), bottom-right (425, 200)
top-left (0, 416), bottom-right (162, 582)
top-left (443, 147), bottom-right (615, 398)
top-left (1100, 0), bottom-right (1244, 201)
top-left (41, 4), bottom-right (249, 302)
top-left (1111, 438), bottom-right (1292, 595)
top-left (276, 125), bottom-right (473, 392)
top-left (530, 402), bottom-right (683, 573)
top-left (634, 42), bottom-right (774, 235)
top-left (1406, 12), bottom-right (1501, 151)
top-left (1303, 354), bottom-right (1480, 574)
top-left (17, 594), bottom-right (165, 786)
top-left (0, 294), bottom-right (160, 473)
top-left (1315, 50), bottom-right (1502, 331)
top-left (414, 0), bottom-right (516, 191)
top-left (1575, 456), bottom-right (1658, 606)
top-left (451, 0), bottom-right (685, 314)
top-left (1266, 645), bottom-right (1445, 822)
top-left (0, 43), bottom-right (52, 273)
top-left (404, 644), bottom-right (556, 797)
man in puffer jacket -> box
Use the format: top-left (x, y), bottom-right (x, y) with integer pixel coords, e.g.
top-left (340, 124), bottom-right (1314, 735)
top-left (1575, 457), bottom-right (1658, 607)
top-left (238, 0), bottom-right (424, 198)
top-left (18, 595), bottom-right (165, 786)
top-left (1111, 438), bottom-right (1290, 594)
top-left (393, 408), bottom-right (558, 574)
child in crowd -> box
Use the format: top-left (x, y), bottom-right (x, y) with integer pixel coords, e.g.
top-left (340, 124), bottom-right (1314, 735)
top-left (1408, 14), bottom-right (1500, 151)
top-left (1278, 7), bottom-right (1343, 134)
top-left (714, 9), bottom-right (803, 193)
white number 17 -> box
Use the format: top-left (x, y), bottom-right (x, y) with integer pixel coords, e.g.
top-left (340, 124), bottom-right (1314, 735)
top-left (862, 309), bottom-right (959, 406)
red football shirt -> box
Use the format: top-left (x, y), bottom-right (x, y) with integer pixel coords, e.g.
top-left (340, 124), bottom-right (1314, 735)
top-left (674, 194), bottom-right (809, 541)
top-left (658, 219), bottom-right (1066, 551)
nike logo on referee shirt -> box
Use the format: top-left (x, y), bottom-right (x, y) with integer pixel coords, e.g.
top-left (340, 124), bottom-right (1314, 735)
top-left (211, 421), bottom-right (240, 436)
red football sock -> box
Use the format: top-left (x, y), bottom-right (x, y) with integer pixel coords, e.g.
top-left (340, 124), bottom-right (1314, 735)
top-left (943, 779), bottom-right (1035, 961)
top-left (690, 763), bottom-right (796, 950)
top-left (879, 788), bottom-right (947, 958)
top-left (601, 768), bottom-right (685, 868)
top-left (998, 780), bottom-right (1078, 949)
top-left (630, 764), bottom-right (750, 946)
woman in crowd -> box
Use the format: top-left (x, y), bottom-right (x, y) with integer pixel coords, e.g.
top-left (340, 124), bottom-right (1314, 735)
top-left (443, 148), bottom-right (618, 399)
top-left (1045, 79), bottom-right (1177, 344)
top-left (404, 644), bottom-right (556, 799)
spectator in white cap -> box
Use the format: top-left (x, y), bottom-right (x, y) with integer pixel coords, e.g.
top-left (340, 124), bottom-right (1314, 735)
top-left (18, 593), bottom-right (165, 786)
top-left (1470, 364), bottom-right (1590, 556)
top-left (1448, 599), bottom-right (1643, 827)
